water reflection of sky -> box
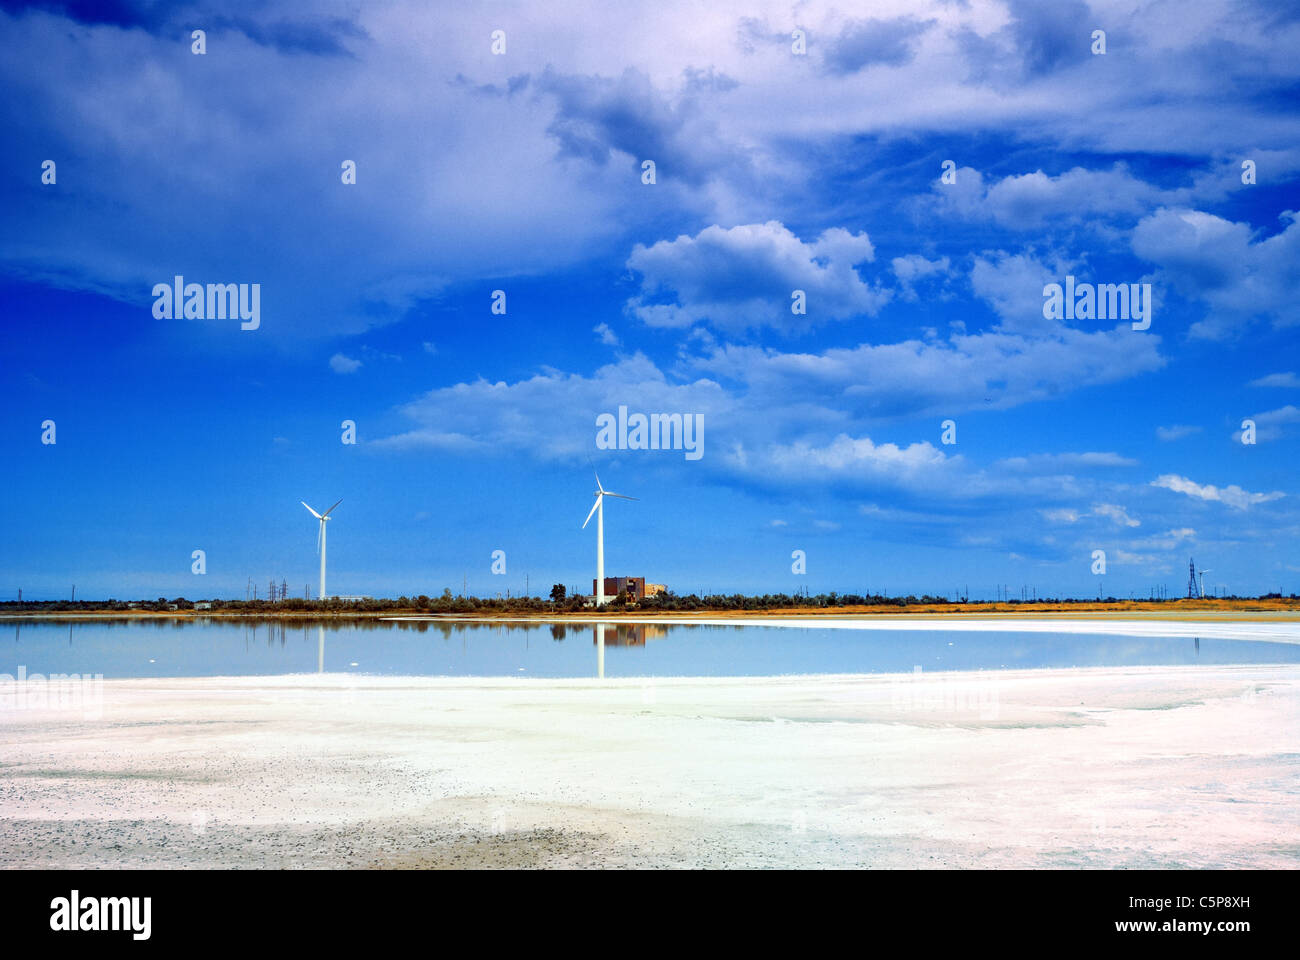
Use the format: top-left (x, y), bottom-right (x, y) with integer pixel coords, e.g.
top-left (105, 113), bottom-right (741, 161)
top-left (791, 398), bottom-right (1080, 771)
top-left (4, 618), bottom-right (1300, 679)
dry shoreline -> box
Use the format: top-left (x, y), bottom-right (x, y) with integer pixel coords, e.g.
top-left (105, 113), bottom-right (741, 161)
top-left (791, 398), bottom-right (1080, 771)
top-left (2, 665), bottom-right (1297, 869)
top-left (4, 600), bottom-right (1300, 625)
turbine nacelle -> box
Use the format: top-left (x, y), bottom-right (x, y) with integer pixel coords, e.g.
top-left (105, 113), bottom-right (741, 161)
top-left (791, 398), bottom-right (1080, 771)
top-left (582, 471), bottom-right (637, 528)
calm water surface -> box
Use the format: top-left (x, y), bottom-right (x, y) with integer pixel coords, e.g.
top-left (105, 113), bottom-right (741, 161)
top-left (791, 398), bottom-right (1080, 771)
top-left (5, 618), bottom-right (1300, 679)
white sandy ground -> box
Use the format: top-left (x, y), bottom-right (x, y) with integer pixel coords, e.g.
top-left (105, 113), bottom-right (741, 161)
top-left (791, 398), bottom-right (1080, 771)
top-left (1, 665), bottom-right (1298, 869)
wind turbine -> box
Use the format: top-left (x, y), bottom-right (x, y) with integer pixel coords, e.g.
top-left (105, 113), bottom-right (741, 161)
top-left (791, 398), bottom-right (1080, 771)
top-left (581, 472), bottom-right (636, 606)
top-left (301, 499), bottom-right (342, 600)
top-left (1197, 569), bottom-right (1211, 599)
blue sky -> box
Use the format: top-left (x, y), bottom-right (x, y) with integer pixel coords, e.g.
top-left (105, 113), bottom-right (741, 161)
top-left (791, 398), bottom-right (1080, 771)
top-left (2, 0), bottom-right (1298, 601)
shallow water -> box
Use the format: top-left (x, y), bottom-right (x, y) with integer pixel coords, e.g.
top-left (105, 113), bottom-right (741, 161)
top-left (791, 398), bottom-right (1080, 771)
top-left (4, 617), bottom-right (1300, 679)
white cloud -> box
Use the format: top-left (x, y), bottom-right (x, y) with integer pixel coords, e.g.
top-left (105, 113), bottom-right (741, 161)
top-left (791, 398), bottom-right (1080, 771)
top-left (998, 452), bottom-right (1137, 471)
top-left (891, 254), bottom-right (951, 301)
top-left (969, 250), bottom-right (1070, 333)
top-left (1151, 474), bottom-right (1285, 510)
top-left (691, 324), bottom-right (1164, 423)
top-left (7, 0), bottom-right (1299, 348)
top-left (1093, 503), bottom-right (1140, 528)
top-left (1132, 208), bottom-right (1300, 338)
top-left (625, 221), bottom-right (889, 333)
top-left (1041, 508), bottom-right (1080, 523)
top-left (329, 353), bottom-right (362, 374)
top-left (1113, 550), bottom-right (1162, 566)
top-left (1249, 372), bottom-right (1300, 388)
top-left (373, 353), bottom-right (729, 459)
top-left (593, 322), bottom-right (620, 346)
top-left (1156, 424), bottom-right (1201, 441)
top-left (1130, 528), bottom-right (1196, 550)
top-left (750, 433), bottom-right (951, 481)
top-left (1241, 404), bottom-right (1300, 441)
top-left (933, 164), bottom-right (1172, 230)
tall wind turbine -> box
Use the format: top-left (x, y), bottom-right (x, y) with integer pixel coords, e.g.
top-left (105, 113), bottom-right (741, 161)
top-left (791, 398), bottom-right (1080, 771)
top-left (582, 472), bottom-right (636, 606)
top-left (301, 499), bottom-right (342, 600)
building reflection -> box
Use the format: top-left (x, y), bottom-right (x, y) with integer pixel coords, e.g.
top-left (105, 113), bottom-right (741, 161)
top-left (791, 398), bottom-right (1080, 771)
top-left (588, 623), bottom-right (667, 647)
top-left (589, 622), bottom-right (668, 678)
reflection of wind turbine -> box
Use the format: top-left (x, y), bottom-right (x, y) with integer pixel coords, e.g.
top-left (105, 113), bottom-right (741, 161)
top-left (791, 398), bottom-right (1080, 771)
top-left (301, 499), bottom-right (342, 600)
top-left (582, 472), bottom-right (636, 606)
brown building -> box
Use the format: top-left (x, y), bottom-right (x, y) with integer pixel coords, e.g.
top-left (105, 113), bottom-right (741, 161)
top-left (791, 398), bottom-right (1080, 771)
top-left (593, 576), bottom-right (647, 600)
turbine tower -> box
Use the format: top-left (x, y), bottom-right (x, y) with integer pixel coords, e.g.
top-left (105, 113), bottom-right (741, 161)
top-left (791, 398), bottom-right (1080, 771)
top-left (301, 499), bottom-right (342, 600)
top-left (582, 472), bottom-right (636, 606)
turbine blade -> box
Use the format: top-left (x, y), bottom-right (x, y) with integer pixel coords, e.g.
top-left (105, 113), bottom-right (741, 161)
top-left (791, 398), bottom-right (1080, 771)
top-left (602, 492), bottom-right (638, 501)
top-left (301, 501), bottom-right (323, 519)
top-left (322, 498), bottom-right (343, 517)
top-left (582, 495), bottom-right (601, 529)
top-left (316, 520), bottom-right (322, 554)
top-left (593, 470), bottom-right (604, 494)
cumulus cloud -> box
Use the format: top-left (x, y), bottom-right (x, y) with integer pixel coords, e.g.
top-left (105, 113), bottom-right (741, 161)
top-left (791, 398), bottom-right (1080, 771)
top-left (751, 433), bottom-right (950, 480)
top-left (891, 254), bottom-right (951, 301)
top-left (1151, 474), bottom-right (1285, 510)
top-left (1132, 208), bottom-right (1300, 338)
top-left (625, 221), bottom-right (889, 333)
top-left (329, 353), bottom-right (361, 374)
top-left (373, 353), bottom-right (729, 459)
top-left (969, 250), bottom-right (1067, 333)
top-left (933, 165), bottom-right (1171, 230)
top-left (368, 342), bottom-right (1139, 508)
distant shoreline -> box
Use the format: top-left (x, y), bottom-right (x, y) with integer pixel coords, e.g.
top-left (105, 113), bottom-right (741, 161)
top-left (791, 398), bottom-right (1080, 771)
top-left (3, 598), bottom-right (1299, 623)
